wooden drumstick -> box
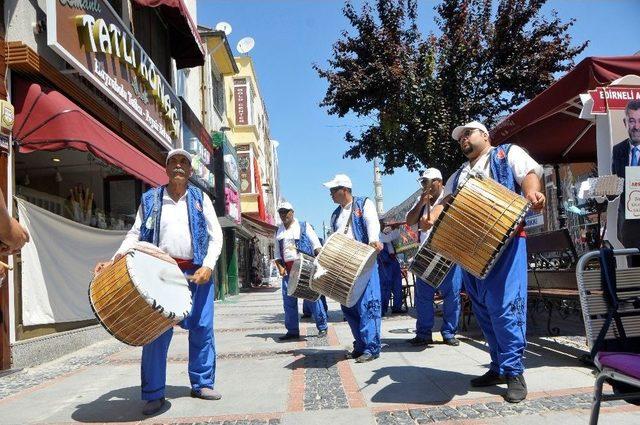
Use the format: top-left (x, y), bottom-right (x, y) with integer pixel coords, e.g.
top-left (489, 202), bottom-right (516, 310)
top-left (0, 260), bottom-right (13, 271)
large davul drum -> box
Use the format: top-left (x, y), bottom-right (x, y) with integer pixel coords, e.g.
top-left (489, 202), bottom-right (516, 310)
top-left (427, 174), bottom-right (530, 279)
top-left (89, 249), bottom-right (192, 346)
top-left (310, 232), bottom-right (377, 308)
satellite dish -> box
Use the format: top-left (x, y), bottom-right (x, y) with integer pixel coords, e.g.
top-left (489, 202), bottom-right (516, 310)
top-left (215, 21), bottom-right (232, 36)
top-left (236, 37), bottom-right (255, 55)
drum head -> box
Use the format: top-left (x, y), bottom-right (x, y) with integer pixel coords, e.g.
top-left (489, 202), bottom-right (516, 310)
top-left (127, 250), bottom-right (192, 321)
top-left (344, 250), bottom-right (377, 308)
top-left (287, 257), bottom-right (303, 296)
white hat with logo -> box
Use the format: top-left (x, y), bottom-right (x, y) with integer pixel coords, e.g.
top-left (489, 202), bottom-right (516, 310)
top-left (277, 201), bottom-right (294, 211)
top-left (451, 120), bottom-right (489, 141)
top-left (166, 148), bottom-right (192, 165)
top-left (417, 168), bottom-right (443, 182)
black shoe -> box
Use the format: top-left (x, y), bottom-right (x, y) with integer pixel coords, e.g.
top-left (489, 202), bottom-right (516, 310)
top-left (300, 314), bottom-right (311, 319)
top-left (142, 398), bottom-right (165, 415)
top-left (345, 350), bottom-right (363, 359)
top-left (355, 352), bottom-right (379, 363)
top-left (278, 333), bottom-right (300, 341)
top-left (391, 309), bottom-right (404, 314)
top-left (444, 337), bottom-right (460, 346)
top-left (505, 374), bottom-right (527, 403)
top-left (407, 336), bottom-right (433, 346)
top-left (317, 329), bottom-right (328, 337)
top-left (470, 370), bottom-right (506, 387)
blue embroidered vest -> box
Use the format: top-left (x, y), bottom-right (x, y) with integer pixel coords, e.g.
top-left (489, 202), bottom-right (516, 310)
top-left (454, 144), bottom-right (520, 193)
top-left (331, 196), bottom-right (369, 244)
top-left (139, 184), bottom-right (209, 266)
top-left (278, 220), bottom-right (315, 258)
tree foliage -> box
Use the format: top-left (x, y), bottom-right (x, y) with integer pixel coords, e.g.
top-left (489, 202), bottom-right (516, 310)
top-left (314, 0), bottom-right (588, 177)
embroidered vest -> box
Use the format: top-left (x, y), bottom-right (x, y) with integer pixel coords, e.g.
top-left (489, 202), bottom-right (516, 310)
top-left (278, 220), bottom-right (315, 259)
top-left (331, 196), bottom-right (369, 244)
top-left (139, 184), bottom-right (209, 266)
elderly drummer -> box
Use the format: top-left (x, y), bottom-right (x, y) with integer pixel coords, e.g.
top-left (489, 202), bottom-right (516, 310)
top-left (325, 174), bottom-right (382, 363)
top-left (377, 219), bottom-right (405, 316)
top-left (426, 121), bottom-right (544, 403)
top-left (405, 167), bottom-right (462, 347)
top-left (94, 148), bottom-right (223, 415)
top-left (274, 201), bottom-right (328, 340)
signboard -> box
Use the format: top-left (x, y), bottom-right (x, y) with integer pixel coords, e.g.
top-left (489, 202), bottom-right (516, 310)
top-left (525, 212), bottom-right (544, 229)
top-left (46, 0), bottom-right (181, 149)
top-left (234, 82), bottom-right (248, 125)
top-left (237, 147), bottom-right (254, 193)
top-left (625, 166), bottom-right (640, 220)
top-left (588, 87), bottom-right (640, 115)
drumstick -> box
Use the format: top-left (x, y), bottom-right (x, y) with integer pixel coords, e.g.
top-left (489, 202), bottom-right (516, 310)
top-left (0, 260), bottom-right (13, 271)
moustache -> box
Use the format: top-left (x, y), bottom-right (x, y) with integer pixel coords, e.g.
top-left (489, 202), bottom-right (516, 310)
top-left (173, 168), bottom-right (186, 175)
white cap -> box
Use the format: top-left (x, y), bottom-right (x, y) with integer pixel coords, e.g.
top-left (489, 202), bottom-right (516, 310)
top-left (417, 168), bottom-right (443, 182)
top-left (277, 201), bottom-right (294, 211)
top-left (323, 174), bottom-right (352, 189)
top-left (451, 120), bottom-right (489, 141)
top-left (166, 148), bottom-right (192, 165)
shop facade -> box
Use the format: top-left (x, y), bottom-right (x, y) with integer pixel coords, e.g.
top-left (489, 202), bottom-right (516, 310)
top-left (1, 0), bottom-right (204, 370)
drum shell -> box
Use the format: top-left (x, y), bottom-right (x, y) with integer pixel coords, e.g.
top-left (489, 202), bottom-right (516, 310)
top-left (427, 175), bottom-right (530, 279)
top-left (310, 232), bottom-right (377, 307)
top-left (409, 240), bottom-right (453, 289)
top-left (89, 256), bottom-right (180, 346)
top-left (287, 253), bottom-right (321, 301)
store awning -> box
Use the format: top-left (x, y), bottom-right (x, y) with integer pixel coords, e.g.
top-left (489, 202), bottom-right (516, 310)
top-left (12, 78), bottom-right (168, 187)
top-left (491, 56), bottom-right (640, 164)
top-left (133, 0), bottom-right (205, 69)
top-left (241, 213), bottom-right (277, 238)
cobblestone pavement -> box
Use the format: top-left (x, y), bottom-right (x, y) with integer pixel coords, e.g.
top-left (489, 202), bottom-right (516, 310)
top-left (374, 393), bottom-right (629, 424)
top-left (304, 329), bottom-right (349, 410)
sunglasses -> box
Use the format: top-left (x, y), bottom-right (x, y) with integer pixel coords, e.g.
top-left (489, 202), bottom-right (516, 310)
top-left (329, 186), bottom-right (344, 194)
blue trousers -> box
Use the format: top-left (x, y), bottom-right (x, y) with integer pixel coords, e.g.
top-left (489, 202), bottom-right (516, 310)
top-left (415, 265), bottom-right (462, 340)
top-left (282, 274), bottom-right (328, 334)
top-left (341, 266), bottom-right (382, 356)
top-left (303, 296), bottom-right (328, 316)
top-left (141, 267), bottom-right (215, 400)
top-left (377, 258), bottom-right (404, 315)
top-left (462, 237), bottom-right (528, 377)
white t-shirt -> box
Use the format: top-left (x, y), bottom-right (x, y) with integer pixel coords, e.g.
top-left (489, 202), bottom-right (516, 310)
top-left (379, 228), bottom-right (401, 253)
top-left (407, 190), bottom-right (445, 243)
top-left (332, 198), bottom-right (380, 243)
top-left (442, 145), bottom-right (542, 199)
top-left (274, 219), bottom-right (322, 262)
top-left (116, 189), bottom-right (223, 270)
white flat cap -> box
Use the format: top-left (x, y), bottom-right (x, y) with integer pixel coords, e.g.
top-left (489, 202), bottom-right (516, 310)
top-left (451, 120), bottom-right (489, 141)
top-left (277, 201), bottom-right (294, 211)
top-left (166, 148), bottom-right (192, 165)
top-left (323, 174), bottom-right (352, 189)
top-left (417, 168), bottom-right (443, 182)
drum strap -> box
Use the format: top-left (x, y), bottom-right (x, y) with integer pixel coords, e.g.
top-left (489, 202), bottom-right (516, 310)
top-left (343, 211), bottom-right (354, 235)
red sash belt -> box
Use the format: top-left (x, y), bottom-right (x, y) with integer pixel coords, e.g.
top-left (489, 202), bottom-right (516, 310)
top-left (173, 258), bottom-right (196, 271)
top-left (285, 261), bottom-right (294, 273)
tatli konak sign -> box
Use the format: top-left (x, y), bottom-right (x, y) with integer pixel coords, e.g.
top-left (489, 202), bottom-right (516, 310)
top-left (47, 0), bottom-right (181, 148)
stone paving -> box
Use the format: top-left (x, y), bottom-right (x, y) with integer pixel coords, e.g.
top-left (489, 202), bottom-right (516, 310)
top-left (0, 283), bottom-right (638, 424)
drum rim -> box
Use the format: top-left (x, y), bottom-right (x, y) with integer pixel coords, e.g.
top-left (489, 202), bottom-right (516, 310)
top-left (425, 173), bottom-right (531, 279)
top-left (126, 250), bottom-right (192, 321)
top-left (408, 239), bottom-right (454, 288)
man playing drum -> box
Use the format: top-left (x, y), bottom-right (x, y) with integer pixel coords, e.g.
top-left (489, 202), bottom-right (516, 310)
top-left (274, 201), bottom-right (329, 340)
top-left (405, 168), bottom-right (462, 347)
top-left (377, 220), bottom-right (405, 316)
top-left (94, 149), bottom-right (223, 415)
top-left (325, 174), bottom-right (383, 363)
top-left (426, 121), bottom-right (545, 403)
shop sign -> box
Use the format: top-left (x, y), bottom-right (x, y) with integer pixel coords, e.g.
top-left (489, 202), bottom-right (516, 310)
top-left (46, 0), bottom-right (181, 149)
top-left (525, 212), bottom-right (544, 229)
top-left (234, 83), bottom-right (248, 125)
top-left (225, 181), bottom-right (241, 224)
top-left (588, 87), bottom-right (640, 115)
top-left (237, 148), bottom-right (254, 193)
top-left (625, 167), bottom-right (640, 220)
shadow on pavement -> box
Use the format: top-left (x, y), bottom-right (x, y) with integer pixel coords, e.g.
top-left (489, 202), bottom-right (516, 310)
top-left (284, 348), bottom-right (346, 370)
top-left (365, 366), bottom-right (504, 405)
top-left (71, 385), bottom-right (189, 422)
top-left (245, 332), bottom-right (311, 343)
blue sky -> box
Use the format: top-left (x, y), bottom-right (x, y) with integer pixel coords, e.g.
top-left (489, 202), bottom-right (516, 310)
top-left (198, 0), bottom-right (638, 234)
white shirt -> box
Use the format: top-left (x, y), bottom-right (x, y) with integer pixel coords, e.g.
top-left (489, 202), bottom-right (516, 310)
top-left (442, 145), bottom-right (542, 199)
top-left (379, 228), bottom-right (400, 253)
top-left (407, 189), bottom-right (445, 243)
top-left (115, 190), bottom-right (223, 270)
top-left (333, 198), bottom-right (380, 243)
top-left (274, 218), bottom-right (322, 262)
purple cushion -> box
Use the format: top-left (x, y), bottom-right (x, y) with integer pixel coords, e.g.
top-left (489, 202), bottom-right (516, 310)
top-left (598, 352), bottom-right (640, 380)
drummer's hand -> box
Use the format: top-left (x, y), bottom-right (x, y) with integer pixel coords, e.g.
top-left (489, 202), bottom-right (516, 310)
top-left (93, 260), bottom-right (113, 276)
top-left (278, 267), bottom-right (287, 277)
top-left (419, 190), bottom-right (431, 205)
top-left (418, 215), bottom-right (433, 231)
top-left (370, 241), bottom-right (383, 252)
top-left (192, 266), bottom-right (212, 285)
top-left (525, 191), bottom-right (546, 211)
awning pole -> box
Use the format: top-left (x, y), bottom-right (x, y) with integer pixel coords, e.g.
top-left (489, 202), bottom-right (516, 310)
top-left (554, 164), bottom-right (566, 229)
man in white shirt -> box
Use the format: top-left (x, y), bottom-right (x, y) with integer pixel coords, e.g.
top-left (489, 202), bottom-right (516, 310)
top-left (94, 149), bottom-right (223, 415)
top-left (325, 174), bottom-right (382, 363)
top-left (405, 168), bottom-right (462, 347)
top-left (274, 201), bottom-right (328, 340)
top-left (427, 121), bottom-right (545, 403)
top-left (378, 221), bottom-right (405, 316)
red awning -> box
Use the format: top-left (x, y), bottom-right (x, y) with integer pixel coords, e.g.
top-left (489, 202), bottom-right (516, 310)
top-left (491, 56), bottom-right (640, 164)
top-left (12, 78), bottom-right (168, 187)
top-left (132, 0), bottom-right (205, 69)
